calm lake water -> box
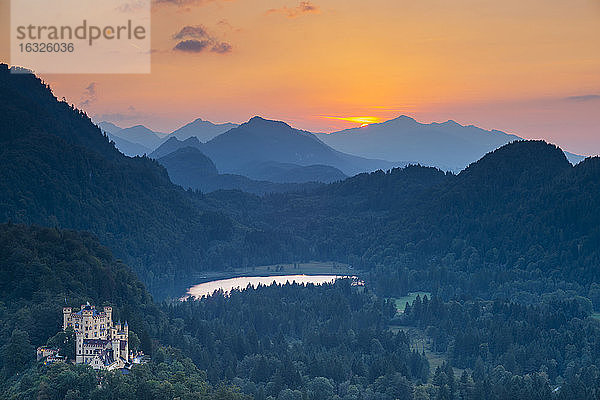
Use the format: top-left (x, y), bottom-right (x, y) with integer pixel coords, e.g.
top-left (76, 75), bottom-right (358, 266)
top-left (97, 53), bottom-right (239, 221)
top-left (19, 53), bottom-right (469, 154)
top-left (185, 275), bottom-right (354, 299)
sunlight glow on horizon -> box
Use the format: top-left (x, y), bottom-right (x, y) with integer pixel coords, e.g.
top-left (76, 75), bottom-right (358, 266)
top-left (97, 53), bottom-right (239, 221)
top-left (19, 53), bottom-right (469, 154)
top-left (321, 116), bottom-right (383, 126)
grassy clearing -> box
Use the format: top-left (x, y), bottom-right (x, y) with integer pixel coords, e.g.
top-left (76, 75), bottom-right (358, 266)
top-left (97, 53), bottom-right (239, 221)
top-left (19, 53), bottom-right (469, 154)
top-left (592, 313), bottom-right (600, 321)
top-left (392, 292), bottom-right (432, 313)
top-left (390, 324), bottom-right (464, 379)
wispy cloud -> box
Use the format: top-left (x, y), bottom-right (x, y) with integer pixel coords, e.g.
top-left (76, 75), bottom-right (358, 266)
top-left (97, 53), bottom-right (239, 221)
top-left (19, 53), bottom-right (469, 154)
top-left (266, 1), bottom-right (320, 18)
top-left (174, 39), bottom-right (211, 53)
top-left (172, 25), bottom-right (232, 54)
top-left (79, 82), bottom-right (97, 108)
top-left (173, 26), bottom-right (208, 40)
top-left (211, 42), bottom-right (232, 54)
top-left (564, 94), bottom-right (600, 102)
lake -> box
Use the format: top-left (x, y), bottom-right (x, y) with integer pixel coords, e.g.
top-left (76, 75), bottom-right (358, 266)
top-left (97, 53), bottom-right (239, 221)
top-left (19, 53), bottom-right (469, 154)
top-left (185, 274), bottom-right (357, 299)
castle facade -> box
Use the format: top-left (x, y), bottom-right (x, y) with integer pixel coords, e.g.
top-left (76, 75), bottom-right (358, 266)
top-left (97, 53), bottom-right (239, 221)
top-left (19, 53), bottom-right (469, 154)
top-left (63, 303), bottom-right (131, 370)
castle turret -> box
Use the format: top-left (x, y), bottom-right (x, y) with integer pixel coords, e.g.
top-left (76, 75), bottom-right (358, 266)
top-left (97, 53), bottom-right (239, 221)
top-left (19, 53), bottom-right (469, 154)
top-left (104, 306), bottom-right (112, 325)
top-left (75, 331), bottom-right (84, 364)
top-left (123, 321), bottom-right (129, 359)
top-left (63, 307), bottom-right (72, 330)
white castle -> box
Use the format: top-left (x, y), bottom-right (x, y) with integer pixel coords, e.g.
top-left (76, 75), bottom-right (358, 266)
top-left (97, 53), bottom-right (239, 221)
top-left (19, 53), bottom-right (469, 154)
top-left (62, 303), bottom-right (132, 370)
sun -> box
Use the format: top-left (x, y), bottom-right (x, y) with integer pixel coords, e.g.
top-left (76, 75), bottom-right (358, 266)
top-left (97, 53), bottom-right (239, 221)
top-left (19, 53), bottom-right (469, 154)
top-left (321, 116), bottom-right (382, 126)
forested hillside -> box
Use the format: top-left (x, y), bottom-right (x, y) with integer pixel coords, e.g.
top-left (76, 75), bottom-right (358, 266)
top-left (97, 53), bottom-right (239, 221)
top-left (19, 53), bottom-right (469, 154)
top-left (0, 65), bottom-right (291, 297)
top-left (0, 223), bottom-right (248, 400)
top-left (235, 141), bottom-right (600, 302)
top-left (161, 281), bottom-right (428, 398)
top-left (0, 224), bottom-right (158, 370)
top-left (397, 294), bottom-right (600, 399)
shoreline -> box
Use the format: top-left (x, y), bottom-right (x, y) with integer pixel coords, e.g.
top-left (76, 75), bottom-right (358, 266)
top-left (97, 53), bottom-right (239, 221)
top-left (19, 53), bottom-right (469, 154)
top-left (184, 261), bottom-right (361, 287)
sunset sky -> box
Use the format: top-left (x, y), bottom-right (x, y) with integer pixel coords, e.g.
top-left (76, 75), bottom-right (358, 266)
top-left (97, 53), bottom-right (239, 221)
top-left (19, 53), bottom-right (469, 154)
top-left (1, 0), bottom-right (599, 155)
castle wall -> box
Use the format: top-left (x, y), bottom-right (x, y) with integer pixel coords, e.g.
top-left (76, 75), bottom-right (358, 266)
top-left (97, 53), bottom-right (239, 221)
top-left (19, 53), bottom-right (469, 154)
top-left (63, 304), bottom-right (129, 370)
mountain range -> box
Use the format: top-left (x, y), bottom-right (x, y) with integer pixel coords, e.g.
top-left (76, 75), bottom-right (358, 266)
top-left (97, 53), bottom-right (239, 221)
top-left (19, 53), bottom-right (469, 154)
top-left (142, 116), bottom-right (399, 181)
top-left (198, 116), bottom-right (399, 176)
top-left (317, 115), bottom-right (585, 170)
top-left (150, 135), bottom-right (348, 192)
top-left (169, 118), bottom-right (238, 142)
top-left (147, 117), bottom-right (395, 191)
top-left (101, 114), bottom-right (584, 180)
top-left (98, 122), bottom-right (165, 155)
top-left (157, 146), bottom-right (324, 195)
top-left (101, 117), bottom-right (387, 187)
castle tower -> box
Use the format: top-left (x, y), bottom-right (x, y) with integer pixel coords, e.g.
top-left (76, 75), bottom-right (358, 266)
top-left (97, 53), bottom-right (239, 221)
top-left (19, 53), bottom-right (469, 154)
top-left (123, 321), bottom-right (129, 358)
top-left (75, 332), bottom-right (84, 364)
top-left (104, 306), bottom-right (112, 325)
top-left (63, 307), bottom-right (72, 330)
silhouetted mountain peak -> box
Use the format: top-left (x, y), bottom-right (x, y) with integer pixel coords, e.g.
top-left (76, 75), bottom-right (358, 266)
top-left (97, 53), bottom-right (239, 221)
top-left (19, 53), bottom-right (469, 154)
top-left (159, 145), bottom-right (215, 165)
top-left (149, 136), bottom-right (203, 159)
top-left (318, 114), bottom-right (565, 171)
top-left (392, 115), bottom-right (417, 122)
top-left (98, 121), bottom-right (123, 135)
top-left (383, 115), bottom-right (419, 126)
top-left (162, 136), bottom-right (200, 146)
top-left (248, 116), bottom-right (269, 123)
top-left (202, 116), bottom-right (396, 175)
top-left (459, 140), bottom-right (572, 187)
top-left (168, 117), bottom-right (238, 142)
top-left (163, 136), bottom-right (180, 144)
top-left (436, 120), bottom-right (462, 128)
top-left (244, 116), bottom-right (294, 131)
top-left (183, 136), bottom-right (201, 146)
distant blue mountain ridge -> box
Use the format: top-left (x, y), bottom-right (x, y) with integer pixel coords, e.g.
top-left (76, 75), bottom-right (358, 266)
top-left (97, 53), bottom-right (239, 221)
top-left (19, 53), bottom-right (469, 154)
top-left (99, 115), bottom-right (585, 177)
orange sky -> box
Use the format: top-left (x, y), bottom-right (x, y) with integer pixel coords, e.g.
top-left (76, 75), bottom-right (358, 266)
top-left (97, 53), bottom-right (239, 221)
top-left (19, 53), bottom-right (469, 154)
top-left (1, 0), bottom-right (599, 155)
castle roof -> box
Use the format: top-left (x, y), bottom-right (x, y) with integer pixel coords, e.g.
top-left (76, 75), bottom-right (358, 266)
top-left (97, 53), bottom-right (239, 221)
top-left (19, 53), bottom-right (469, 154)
top-left (73, 306), bottom-right (103, 317)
